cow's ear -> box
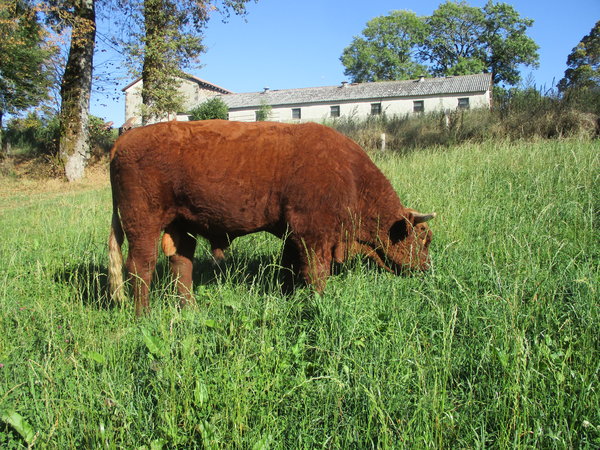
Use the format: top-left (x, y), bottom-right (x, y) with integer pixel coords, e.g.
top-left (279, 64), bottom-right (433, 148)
top-left (389, 218), bottom-right (410, 244)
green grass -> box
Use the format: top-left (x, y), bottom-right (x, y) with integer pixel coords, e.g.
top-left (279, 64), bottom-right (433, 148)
top-left (0, 139), bottom-right (598, 448)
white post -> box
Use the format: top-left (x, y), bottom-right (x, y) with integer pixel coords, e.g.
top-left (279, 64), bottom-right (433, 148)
top-left (380, 133), bottom-right (386, 151)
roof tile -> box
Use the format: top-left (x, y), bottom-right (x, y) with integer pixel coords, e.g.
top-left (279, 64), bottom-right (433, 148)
top-left (220, 73), bottom-right (492, 110)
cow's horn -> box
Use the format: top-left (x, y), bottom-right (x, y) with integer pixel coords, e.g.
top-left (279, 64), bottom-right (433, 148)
top-left (413, 212), bottom-right (436, 224)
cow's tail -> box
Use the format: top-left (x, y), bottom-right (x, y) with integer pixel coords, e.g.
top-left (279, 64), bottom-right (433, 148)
top-left (108, 185), bottom-right (126, 302)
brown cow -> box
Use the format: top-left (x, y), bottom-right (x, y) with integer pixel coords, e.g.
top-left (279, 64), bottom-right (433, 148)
top-left (108, 120), bottom-right (435, 315)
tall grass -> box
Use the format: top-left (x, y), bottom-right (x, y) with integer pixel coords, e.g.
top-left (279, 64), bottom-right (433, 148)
top-left (327, 88), bottom-right (598, 152)
top-left (0, 139), bottom-right (598, 447)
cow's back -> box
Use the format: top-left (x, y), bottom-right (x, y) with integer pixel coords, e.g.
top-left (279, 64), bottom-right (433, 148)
top-left (110, 120), bottom-right (373, 236)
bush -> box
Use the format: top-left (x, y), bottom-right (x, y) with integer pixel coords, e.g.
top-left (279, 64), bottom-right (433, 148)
top-left (327, 86), bottom-right (598, 152)
top-left (3, 112), bottom-right (60, 156)
top-left (255, 101), bottom-right (272, 121)
top-left (189, 97), bottom-right (229, 120)
top-left (88, 115), bottom-right (118, 159)
top-left (3, 113), bottom-right (117, 159)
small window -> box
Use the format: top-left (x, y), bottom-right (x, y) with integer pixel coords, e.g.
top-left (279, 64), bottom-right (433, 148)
top-left (413, 100), bottom-right (424, 113)
top-left (458, 98), bottom-right (470, 110)
top-left (292, 108), bottom-right (301, 120)
top-left (330, 105), bottom-right (340, 118)
top-left (371, 103), bottom-right (382, 115)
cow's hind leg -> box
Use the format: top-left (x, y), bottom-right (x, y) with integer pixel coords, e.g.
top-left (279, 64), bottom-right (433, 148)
top-left (126, 228), bottom-right (161, 316)
top-left (162, 225), bottom-right (197, 308)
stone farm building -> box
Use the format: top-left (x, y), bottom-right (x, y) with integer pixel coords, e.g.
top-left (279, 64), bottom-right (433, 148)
top-left (122, 73), bottom-right (493, 126)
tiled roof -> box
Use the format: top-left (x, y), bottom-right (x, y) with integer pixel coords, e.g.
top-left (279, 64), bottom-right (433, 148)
top-left (219, 73), bottom-right (492, 110)
top-left (122, 74), bottom-right (232, 94)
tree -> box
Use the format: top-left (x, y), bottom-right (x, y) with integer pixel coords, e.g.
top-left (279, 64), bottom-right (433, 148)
top-left (189, 96), bottom-right (228, 120)
top-left (120, 0), bottom-right (255, 124)
top-left (51, 0), bottom-right (97, 181)
top-left (481, 1), bottom-right (539, 86)
top-left (424, 0), bottom-right (539, 85)
top-left (0, 0), bottom-right (55, 132)
top-left (558, 21), bottom-right (600, 92)
top-left (445, 57), bottom-right (486, 76)
top-left (340, 10), bottom-right (429, 83)
top-left (423, 1), bottom-right (486, 77)
top-left (340, 1), bottom-right (539, 86)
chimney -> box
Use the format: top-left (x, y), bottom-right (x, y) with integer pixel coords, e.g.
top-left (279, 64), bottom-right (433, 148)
top-left (262, 87), bottom-right (270, 93)
top-left (340, 81), bottom-right (348, 88)
top-left (418, 75), bottom-right (426, 82)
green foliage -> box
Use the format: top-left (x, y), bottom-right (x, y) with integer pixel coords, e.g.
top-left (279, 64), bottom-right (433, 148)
top-left (138, 74), bottom-right (186, 125)
top-left (0, 0), bottom-right (57, 120)
top-left (4, 113), bottom-right (116, 157)
top-left (426, 1), bottom-right (539, 85)
top-left (481, 1), bottom-right (539, 85)
top-left (0, 410), bottom-right (35, 445)
top-left (340, 0), bottom-right (539, 86)
top-left (3, 112), bottom-right (60, 155)
top-left (558, 21), bottom-right (600, 92)
top-left (424, 0), bottom-right (486, 75)
top-left (255, 100), bottom-right (272, 121)
top-left (0, 139), bottom-right (598, 447)
top-left (189, 97), bottom-right (229, 120)
top-left (118, 0), bottom-right (254, 124)
top-left (445, 57), bottom-right (487, 76)
top-left (88, 115), bottom-right (117, 156)
top-left (341, 10), bottom-right (429, 82)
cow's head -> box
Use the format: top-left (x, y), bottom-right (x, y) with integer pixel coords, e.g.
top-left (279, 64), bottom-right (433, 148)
top-left (366, 210), bottom-right (436, 274)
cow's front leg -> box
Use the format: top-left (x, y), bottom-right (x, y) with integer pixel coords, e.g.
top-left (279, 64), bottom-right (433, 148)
top-left (301, 243), bottom-right (332, 294)
top-left (285, 237), bottom-right (332, 294)
top-left (281, 239), bottom-right (303, 294)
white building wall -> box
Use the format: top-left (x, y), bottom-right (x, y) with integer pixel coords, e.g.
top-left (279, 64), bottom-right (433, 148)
top-left (124, 83), bottom-right (143, 125)
top-left (124, 78), bottom-right (223, 126)
top-left (227, 91), bottom-right (490, 123)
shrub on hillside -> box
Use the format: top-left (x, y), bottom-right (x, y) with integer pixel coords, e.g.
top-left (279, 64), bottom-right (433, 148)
top-left (189, 97), bottom-right (229, 120)
top-left (3, 113), bottom-right (117, 158)
top-left (327, 87), bottom-right (598, 151)
top-left (3, 113), bottom-right (60, 155)
top-left (88, 115), bottom-right (118, 159)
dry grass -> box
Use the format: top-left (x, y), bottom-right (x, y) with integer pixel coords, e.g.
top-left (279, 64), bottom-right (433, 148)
top-left (0, 156), bottom-right (109, 210)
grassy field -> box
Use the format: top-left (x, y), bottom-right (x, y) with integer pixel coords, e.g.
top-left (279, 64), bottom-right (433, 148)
top-left (0, 139), bottom-right (598, 448)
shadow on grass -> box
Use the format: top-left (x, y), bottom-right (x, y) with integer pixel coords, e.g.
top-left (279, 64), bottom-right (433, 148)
top-left (54, 249), bottom-right (394, 313)
top-left (54, 262), bottom-right (114, 311)
top-left (54, 252), bottom-right (293, 311)
top-left (191, 252), bottom-right (294, 296)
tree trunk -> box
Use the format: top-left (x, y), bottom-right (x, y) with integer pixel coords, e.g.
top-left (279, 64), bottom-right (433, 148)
top-left (59, 0), bottom-right (96, 182)
top-left (140, 0), bottom-right (164, 126)
top-left (0, 111), bottom-right (4, 158)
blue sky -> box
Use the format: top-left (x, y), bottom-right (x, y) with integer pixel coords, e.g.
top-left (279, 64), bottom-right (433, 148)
top-left (91, 0), bottom-right (599, 125)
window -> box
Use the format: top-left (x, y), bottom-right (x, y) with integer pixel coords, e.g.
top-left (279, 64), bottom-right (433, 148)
top-left (413, 100), bottom-right (424, 113)
top-left (458, 98), bottom-right (470, 110)
top-left (371, 103), bottom-right (382, 115)
top-left (330, 105), bottom-right (340, 118)
top-left (292, 108), bottom-right (301, 120)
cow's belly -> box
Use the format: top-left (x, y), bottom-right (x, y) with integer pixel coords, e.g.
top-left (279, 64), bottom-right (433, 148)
top-left (175, 189), bottom-right (282, 237)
